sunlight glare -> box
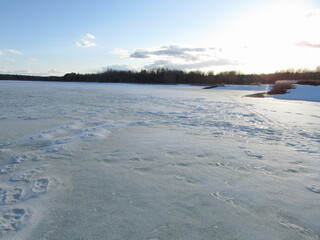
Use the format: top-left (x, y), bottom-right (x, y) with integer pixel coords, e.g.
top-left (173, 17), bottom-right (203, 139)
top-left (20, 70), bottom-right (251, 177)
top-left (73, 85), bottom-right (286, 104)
top-left (214, 0), bottom-right (320, 73)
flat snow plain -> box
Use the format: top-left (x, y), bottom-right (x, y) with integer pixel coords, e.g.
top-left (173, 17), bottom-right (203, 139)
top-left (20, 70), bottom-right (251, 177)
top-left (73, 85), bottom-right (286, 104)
top-left (0, 81), bottom-right (319, 240)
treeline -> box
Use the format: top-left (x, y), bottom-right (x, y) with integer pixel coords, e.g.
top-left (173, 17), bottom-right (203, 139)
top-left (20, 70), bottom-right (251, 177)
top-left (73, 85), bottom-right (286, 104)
top-left (0, 74), bottom-right (61, 82)
top-left (1, 69), bottom-right (320, 85)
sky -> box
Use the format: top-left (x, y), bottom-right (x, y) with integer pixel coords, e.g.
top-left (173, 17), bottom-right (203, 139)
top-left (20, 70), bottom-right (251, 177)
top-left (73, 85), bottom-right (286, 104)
top-left (0, 0), bottom-right (319, 75)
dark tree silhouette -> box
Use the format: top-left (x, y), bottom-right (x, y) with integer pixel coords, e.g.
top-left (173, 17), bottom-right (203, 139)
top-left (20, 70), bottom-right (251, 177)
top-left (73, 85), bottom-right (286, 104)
top-left (1, 69), bottom-right (320, 85)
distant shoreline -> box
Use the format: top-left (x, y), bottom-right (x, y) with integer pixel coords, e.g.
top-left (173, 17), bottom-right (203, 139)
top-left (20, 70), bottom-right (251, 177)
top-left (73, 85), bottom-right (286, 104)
top-left (1, 69), bottom-right (320, 86)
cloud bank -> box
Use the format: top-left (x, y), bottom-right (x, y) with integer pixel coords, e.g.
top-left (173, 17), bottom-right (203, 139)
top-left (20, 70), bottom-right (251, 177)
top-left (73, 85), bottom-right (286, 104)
top-left (111, 45), bottom-right (239, 71)
top-left (130, 46), bottom-right (207, 61)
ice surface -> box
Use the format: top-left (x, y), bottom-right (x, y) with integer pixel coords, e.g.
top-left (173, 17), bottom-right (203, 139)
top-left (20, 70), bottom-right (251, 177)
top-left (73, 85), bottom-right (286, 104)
top-left (215, 84), bottom-right (271, 92)
top-left (0, 81), bottom-right (319, 240)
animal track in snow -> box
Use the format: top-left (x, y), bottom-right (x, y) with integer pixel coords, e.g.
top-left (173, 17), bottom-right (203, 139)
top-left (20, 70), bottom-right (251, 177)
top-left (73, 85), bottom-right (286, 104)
top-left (0, 187), bottom-right (23, 205)
top-left (1, 177), bottom-right (58, 204)
top-left (0, 165), bottom-right (16, 174)
top-left (0, 207), bottom-right (32, 236)
top-left (10, 155), bottom-right (28, 164)
top-left (9, 167), bottom-right (44, 183)
top-left (9, 153), bottom-right (41, 164)
top-left (32, 178), bottom-right (50, 194)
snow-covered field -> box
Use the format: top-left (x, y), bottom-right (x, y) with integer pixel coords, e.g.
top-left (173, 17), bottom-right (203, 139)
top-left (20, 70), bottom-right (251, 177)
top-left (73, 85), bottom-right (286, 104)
top-left (0, 81), bottom-right (319, 240)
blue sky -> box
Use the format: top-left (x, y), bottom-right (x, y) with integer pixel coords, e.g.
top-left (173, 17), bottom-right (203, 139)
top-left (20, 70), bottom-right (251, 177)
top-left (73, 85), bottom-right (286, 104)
top-left (1, 0), bottom-right (319, 75)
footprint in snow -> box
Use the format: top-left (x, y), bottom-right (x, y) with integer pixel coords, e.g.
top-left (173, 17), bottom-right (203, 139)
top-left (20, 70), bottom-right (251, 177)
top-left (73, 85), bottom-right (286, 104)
top-left (0, 165), bottom-right (16, 174)
top-left (10, 155), bottom-right (28, 164)
top-left (9, 153), bottom-right (41, 164)
top-left (9, 167), bottom-right (44, 183)
top-left (0, 187), bottom-right (23, 205)
top-left (0, 207), bottom-right (32, 235)
top-left (32, 178), bottom-right (51, 194)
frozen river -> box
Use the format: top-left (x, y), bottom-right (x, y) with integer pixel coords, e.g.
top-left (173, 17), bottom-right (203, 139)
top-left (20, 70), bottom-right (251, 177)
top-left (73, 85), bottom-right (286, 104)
top-left (0, 81), bottom-right (319, 240)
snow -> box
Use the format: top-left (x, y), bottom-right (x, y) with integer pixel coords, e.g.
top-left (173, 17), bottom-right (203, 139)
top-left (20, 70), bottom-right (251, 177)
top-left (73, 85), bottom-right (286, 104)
top-left (0, 81), bottom-right (319, 240)
top-left (213, 84), bottom-right (320, 102)
top-left (271, 84), bottom-right (320, 102)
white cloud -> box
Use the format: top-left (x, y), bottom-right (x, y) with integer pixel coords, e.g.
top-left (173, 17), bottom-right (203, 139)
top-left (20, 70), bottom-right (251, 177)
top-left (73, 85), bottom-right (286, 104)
top-left (7, 49), bottom-right (22, 54)
top-left (0, 50), bottom-right (3, 55)
top-left (74, 39), bottom-right (96, 48)
top-left (74, 34), bottom-right (97, 48)
top-left (5, 58), bottom-right (15, 62)
top-left (29, 58), bottom-right (39, 62)
top-left (83, 33), bottom-right (96, 39)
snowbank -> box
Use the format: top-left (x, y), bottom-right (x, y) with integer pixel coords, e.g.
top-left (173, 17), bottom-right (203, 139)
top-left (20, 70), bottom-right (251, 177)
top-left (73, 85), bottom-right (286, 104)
top-left (271, 84), bottom-right (320, 102)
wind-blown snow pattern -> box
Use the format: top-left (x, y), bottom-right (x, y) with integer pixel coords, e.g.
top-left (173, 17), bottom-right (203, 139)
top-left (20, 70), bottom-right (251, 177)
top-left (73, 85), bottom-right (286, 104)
top-left (0, 81), bottom-right (319, 240)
